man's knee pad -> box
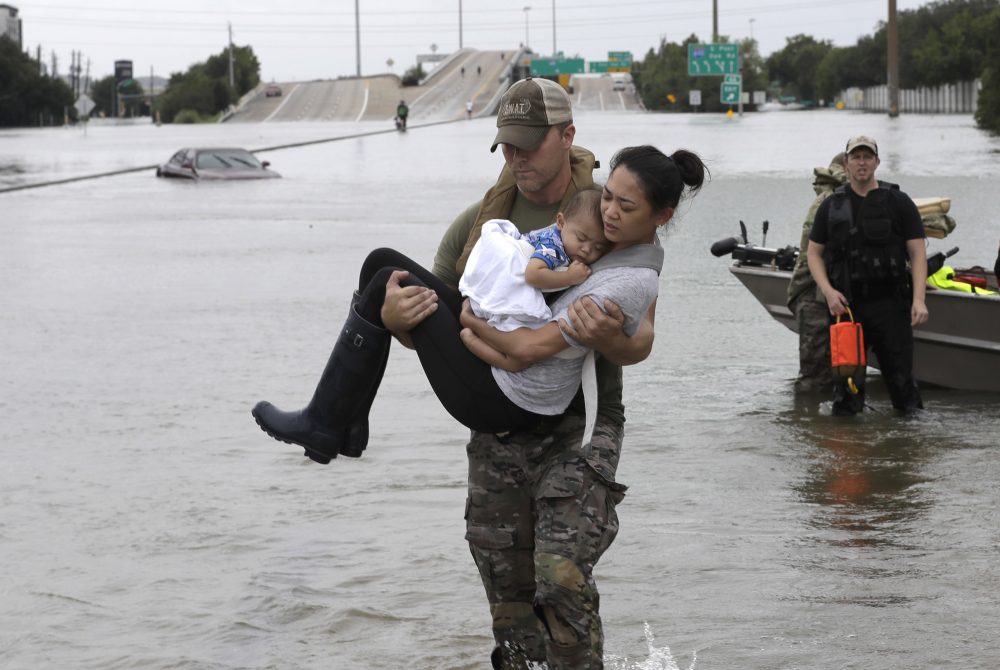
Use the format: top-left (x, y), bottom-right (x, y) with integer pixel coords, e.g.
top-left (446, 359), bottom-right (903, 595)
top-left (534, 552), bottom-right (596, 644)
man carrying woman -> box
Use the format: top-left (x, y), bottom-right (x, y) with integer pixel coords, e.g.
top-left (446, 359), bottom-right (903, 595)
top-left (252, 78), bottom-right (708, 669)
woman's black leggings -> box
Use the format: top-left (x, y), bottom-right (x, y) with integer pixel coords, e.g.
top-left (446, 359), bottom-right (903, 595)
top-left (354, 248), bottom-right (545, 434)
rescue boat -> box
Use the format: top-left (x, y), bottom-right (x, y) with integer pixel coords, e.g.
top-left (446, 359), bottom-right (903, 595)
top-left (711, 227), bottom-right (1000, 392)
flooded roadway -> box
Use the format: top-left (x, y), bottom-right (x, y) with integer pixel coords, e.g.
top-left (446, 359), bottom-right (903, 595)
top-left (2, 110), bottom-right (1000, 669)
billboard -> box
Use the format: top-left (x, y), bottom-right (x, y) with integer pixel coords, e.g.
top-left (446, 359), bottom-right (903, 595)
top-left (115, 60), bottom-right (134, 84)
top-left (114, 60), bottom-right (134, 117)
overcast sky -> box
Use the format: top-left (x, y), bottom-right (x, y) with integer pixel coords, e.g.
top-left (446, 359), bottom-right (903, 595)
top-left (12, 0), bottom-right (932, 83)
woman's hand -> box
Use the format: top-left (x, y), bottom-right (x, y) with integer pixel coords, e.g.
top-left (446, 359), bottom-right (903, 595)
top-left (460, 328), bottom-right (530, 372)
top-left (560, 297), bottom-right (625, 347)
top-left (560, 297), bottom-right (655, 366)
top-left (459, 298), bottom-right (483, 329)
top-left (463, 298), bottom-right (567, 364)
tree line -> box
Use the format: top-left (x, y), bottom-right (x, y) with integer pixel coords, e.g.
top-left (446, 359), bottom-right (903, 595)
top-left (87, 45), bottom-right (261, 123)
top-left (0, 36), bottom-right (74, 127)
top-left (0, 39), bottom-right (260, 126)
top-left (632, 0), bottom-right (1000, 134)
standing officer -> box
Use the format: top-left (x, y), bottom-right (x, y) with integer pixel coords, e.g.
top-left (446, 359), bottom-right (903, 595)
top-left (786, 152), bottom-right (846, 392)
top-left (380, 77), bottom-right (655, 668)
top-left (806, 135), bottom-right (928, 415)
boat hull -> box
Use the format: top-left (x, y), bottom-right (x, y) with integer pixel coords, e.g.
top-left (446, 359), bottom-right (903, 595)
top-left (730, 265), bottom-right (1000, 392)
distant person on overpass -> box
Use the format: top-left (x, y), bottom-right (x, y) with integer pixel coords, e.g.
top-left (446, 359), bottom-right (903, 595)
top-left (466, 99), bottom-right (474, 119)
top-left (395, 100), bottom-right (409, 130)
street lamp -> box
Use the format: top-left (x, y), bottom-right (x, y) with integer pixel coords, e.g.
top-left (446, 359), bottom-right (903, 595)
top-left (523, 6), bottom-right (531, 48)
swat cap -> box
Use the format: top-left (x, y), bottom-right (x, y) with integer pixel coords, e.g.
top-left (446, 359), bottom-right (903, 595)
top-left (490, 77), bottom-right (573, 153)
top-left (845, 135), bottom-right (878, 156)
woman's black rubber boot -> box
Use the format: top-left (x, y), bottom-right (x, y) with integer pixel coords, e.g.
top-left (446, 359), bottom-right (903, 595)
top-left (251, 305), bottom-right (390, 464)
top-left (339, 290), bottom-right (391, 458)
top-left (339, 343), bottom-right (389, 458)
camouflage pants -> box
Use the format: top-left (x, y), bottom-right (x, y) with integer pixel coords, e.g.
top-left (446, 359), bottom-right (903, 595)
top-left (791, 286), bottom-right (835, 393)
top-left (465, 413), bottom-right (626, 670)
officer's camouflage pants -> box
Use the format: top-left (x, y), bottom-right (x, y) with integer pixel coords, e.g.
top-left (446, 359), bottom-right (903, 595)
top-left (465, 412), bottom-right (626, 670)
top-left (792, 287), bottom-right (835, 392)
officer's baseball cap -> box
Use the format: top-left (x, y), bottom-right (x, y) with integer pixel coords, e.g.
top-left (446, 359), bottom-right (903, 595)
top-left (490, 77), bottom-right (573, 153)
top-left (845, 135), bottom-right (878, 156)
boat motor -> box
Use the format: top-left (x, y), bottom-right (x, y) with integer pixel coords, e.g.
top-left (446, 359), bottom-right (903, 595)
top-left (712, 222), bottom-right (957, 276)
top-left (710, 220), bottom-right (797, 269)
top-left (709, 239), bottom-right (798, 270)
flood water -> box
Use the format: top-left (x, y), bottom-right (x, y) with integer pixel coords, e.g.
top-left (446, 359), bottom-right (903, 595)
top-left (2, 111), bottom-right (1000, 669)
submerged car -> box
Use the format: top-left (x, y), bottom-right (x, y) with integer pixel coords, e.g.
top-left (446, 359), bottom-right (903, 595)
top-left (155, 148), bottom-right (281, 180)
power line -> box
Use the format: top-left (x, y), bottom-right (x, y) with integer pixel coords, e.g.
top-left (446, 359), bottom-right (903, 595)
top-left (23, 0), bottom-right (878, 18)
top-left (24, 0), bottom-right (879, 32)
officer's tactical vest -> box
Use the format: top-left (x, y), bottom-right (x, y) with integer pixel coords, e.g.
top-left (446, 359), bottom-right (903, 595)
top-left (823, 183), bottom-right (910, 297)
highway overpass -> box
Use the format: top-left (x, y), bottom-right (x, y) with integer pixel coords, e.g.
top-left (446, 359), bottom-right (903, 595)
top-left (225, 49), bottom-right (641, 124)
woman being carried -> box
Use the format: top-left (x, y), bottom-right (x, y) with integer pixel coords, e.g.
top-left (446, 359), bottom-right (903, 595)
top-left (251, 145), bottom-right (707, 464)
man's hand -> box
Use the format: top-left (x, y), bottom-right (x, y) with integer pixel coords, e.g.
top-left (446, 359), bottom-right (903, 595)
top-left (911, 299), bottom-right (929, 326)
top-left (380, 270), bottom-right (438, 335)
top-left (822, 287), bottom-right (850, 317)
top-left (565, 260), bottom-right (592, 286)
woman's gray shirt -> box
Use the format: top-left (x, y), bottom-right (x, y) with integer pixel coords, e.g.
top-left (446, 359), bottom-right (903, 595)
top-left (492, 264), bottom-right (659, 415)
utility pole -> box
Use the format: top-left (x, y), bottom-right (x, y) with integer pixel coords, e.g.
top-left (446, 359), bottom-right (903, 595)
top-left (228, 22), bottom-right (235, 89)
top-left (355, 0), bottom-right (361, 77)
top-left (523, 6), bottom-right (531, 48)
top-left (887, 0), bottom-right (899, 117)
top-left (552, 1), bottom-right (556, 56)
top-left (712, 0), bottom-right (718, 42)
top-left (458, 0), bottom-right (463, 49)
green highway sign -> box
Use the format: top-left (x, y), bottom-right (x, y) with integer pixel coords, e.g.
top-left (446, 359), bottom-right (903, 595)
top-left (724, 74), bottom-right (742, 85)
top-left (688, 43), bottom-right (740, 76)
top-left (590, 60), bottom-right (629, 73)
top-left (531, 57), bottom-right (585, 76)
top-left (721, 82), bottom-right (740, 104)
top-left (606, 51), bottom-right (632, 70)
